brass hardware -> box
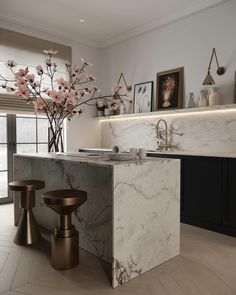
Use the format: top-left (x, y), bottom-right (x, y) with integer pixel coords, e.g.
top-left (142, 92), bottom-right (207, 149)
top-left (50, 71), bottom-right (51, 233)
top-left (9, 180), bottom-right (45, 245)
top-left (202, 48), bottom-right (226, 85)
top-left (156, 119), bottom-right (169, 150)
top-left (42, 189), bottom-right (87, 270)
top-left (117, 73), bottom-right (132, 92)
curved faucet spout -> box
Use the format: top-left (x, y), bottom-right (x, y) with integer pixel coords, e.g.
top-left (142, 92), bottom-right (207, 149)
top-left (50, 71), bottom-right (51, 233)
top-left (156, 119), bottom-right (169, 150)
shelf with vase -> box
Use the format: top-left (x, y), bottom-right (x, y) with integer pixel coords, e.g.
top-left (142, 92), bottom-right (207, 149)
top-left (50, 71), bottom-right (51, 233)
top-left (97, 104), bottom-right (236, 121)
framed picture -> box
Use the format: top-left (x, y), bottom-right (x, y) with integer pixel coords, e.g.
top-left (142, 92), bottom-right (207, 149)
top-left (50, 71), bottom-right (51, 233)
top-left (133, 81), bottom-right (153, 113)
top-left (156, 67), bottom-right (184, 110)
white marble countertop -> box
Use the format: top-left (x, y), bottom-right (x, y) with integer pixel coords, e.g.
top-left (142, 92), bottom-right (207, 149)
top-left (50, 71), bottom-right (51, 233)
top-left (14, 152), bottom-right (177, 167)
top-left (79, 147), bottom-right (236, 159)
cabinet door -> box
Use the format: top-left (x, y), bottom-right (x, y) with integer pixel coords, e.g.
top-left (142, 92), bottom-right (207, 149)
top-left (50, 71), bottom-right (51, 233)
top-left (223, 159), bottom-right (236, 227)
top-left (182, 157), bottom-right (222, 224)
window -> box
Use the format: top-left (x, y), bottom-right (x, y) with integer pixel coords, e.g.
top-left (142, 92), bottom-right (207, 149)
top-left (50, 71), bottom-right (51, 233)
top-left (16, 115), bottom-right (48, 153)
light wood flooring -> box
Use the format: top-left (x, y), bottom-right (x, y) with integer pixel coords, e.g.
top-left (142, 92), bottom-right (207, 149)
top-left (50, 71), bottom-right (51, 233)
top-left (1, 204), bottom-right (236, 295)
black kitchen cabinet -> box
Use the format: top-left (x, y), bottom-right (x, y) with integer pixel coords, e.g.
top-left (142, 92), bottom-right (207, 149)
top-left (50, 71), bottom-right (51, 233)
top-left (147, 152), bottom-right (236, 237)
top-left (181, 157), bottom-right (222, 224)
top-left (223, 158), bottom-right (236, 228)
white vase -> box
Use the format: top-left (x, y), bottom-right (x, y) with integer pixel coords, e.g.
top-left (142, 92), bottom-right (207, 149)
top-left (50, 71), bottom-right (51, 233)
top-left (208, 87), bottom-right (220, 106)
top-left (185, 92), bottom-right (195, 108)
top-left (198, 90), bottom-right (208, 107)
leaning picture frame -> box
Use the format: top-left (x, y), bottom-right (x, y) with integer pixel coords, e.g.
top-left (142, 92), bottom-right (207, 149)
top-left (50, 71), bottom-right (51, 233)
top-left (156, 67), bottom-right (184, 110)
top-left (133, 81), bottom-right (153, 113)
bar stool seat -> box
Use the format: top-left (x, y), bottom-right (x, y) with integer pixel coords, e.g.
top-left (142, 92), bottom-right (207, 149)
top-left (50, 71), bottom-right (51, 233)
top-left (9, 180), bottom-right (45, 246)
top-left (42, 189), bottom-right (87, 270)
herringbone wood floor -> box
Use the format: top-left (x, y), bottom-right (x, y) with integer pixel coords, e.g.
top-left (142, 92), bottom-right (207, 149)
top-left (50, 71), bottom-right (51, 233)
top-left (1, 204), bottom-right (236, 295)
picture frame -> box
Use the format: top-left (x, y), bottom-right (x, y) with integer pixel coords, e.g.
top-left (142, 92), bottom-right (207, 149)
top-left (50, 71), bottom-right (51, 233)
top-left (156, 67), bottom-right (184, 110)
top-left (133, 81), bottom-right (153, 113)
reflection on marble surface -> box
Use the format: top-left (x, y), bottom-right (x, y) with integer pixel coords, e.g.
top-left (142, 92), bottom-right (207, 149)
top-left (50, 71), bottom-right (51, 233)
top-left (14, 155), bottom-right (180, 288)
top-left (101, 111), bottom-right (236, 153)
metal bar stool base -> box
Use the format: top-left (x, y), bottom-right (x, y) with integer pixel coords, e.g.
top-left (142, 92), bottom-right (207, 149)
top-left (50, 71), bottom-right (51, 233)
top-left (51, 230), bottom-right (79, 270)
top-left (14, 209), bottom-right (41, 245)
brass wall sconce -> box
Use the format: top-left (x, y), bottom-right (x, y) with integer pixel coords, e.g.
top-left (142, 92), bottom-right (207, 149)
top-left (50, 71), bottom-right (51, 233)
top-left (202, 48), bottom-right (226, 85)
top-left (117, 72), bottom-right (132, 92)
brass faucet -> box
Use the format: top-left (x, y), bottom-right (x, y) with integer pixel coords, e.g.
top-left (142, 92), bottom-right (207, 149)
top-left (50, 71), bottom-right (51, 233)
top-left (156, 119), bottom-right (169, 150)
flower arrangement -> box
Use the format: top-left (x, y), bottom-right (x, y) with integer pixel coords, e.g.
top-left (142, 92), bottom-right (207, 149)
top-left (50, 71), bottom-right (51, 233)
top-left (0, 49), bottom-right (99, 152)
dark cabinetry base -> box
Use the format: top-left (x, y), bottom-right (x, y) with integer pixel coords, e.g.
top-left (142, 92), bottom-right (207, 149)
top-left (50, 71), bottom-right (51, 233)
top-left (148, 153), bottom-right (236, 237)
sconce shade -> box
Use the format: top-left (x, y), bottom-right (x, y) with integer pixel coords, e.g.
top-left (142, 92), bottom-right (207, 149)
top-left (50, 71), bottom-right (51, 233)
top-left (202, 71), bottom-right (215, 85)
top-left (202, 48), bottom-right (225, 85)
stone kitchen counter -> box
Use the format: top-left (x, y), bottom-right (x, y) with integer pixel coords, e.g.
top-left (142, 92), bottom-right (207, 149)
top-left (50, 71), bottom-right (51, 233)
top-left (13, 153), bottom-right (180, 287)
top-left (79, 147), bottom-right (236, 159)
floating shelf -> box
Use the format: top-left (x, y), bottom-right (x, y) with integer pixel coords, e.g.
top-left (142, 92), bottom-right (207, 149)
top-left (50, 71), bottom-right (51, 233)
top-left (98, 104), bottom-right (236, 121)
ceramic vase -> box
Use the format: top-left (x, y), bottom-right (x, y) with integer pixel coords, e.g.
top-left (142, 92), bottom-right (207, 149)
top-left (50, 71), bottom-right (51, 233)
top-left (208, 87), bottom-right (220, 106)
top-left (198, 90), bottom-right (208, 107)
top-left (185, 92), bottom-right (195, 108)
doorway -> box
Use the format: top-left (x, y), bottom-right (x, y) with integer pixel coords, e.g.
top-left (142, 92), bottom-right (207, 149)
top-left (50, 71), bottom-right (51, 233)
top-left (0, 113), bottom-right (48, 204)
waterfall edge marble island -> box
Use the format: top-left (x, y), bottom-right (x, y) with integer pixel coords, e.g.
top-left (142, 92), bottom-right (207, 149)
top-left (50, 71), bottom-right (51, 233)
top-left (13, 153), bottom-right (180, 288)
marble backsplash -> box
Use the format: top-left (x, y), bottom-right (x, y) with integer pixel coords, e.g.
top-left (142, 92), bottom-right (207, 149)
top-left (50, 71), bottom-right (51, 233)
top-left (100, 110), bottom-right (236, 153)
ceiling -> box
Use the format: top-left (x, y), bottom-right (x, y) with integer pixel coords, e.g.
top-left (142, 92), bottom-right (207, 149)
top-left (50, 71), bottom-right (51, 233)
top-left (0, 0), bottom-right (227, 47)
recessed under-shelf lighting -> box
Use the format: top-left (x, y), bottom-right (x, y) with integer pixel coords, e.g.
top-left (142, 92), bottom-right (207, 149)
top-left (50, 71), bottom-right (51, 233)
top-left (98, 105), bottom-right (236, 122)
top-left (79, 18), bottom-right (85, 23)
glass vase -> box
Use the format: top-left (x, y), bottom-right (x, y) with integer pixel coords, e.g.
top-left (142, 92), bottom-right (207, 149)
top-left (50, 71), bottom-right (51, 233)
top-left (48, 126), bottom-right (64, 153)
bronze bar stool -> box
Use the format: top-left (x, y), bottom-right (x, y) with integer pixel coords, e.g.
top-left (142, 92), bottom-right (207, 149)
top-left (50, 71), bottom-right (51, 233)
top-left (42, 189), bottom-right (87, 270)
top-left (9, 180), bottom-right (45, 245)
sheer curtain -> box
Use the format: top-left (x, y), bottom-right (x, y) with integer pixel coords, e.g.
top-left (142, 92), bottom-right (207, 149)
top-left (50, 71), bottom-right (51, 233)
top-left (0, 28), bottom-right (71, 112)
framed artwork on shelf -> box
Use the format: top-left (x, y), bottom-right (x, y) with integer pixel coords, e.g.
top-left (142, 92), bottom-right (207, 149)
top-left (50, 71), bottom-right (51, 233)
top-left (156, 67), bottom-right (184, 110)
top-left (133, 81), bottom-right (153, 113)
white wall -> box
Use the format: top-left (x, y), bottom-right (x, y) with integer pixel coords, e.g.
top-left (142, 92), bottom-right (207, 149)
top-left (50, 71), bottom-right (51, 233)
top-left (100, 0), bottom-right (236, 108)
top-left (66, 42), bottom-right (102, 152)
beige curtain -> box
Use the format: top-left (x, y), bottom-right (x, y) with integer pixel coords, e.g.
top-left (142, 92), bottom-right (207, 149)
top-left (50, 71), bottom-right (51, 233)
top-left (0, 28), bottom-right (72, 113)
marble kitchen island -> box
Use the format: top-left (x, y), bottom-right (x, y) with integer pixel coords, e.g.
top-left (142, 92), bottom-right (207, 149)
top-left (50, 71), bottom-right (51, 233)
top-left (13, 153), bottom-right (180, 287)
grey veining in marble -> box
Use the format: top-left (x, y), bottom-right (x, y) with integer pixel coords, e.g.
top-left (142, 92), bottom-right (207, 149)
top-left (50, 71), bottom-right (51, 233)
top-left (14, 154), bottom-right (180, 288)
top-left (101, 111), bottom-right (236, 153)
top-left (112, 159), bottom-right (180, 287)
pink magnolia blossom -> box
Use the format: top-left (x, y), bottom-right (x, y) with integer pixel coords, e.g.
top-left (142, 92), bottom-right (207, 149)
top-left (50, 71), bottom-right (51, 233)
top-left (83, 87), bottom-right (92, 95)
top-left (96, 100), bottom-right (104, 108)
top-left (72, 64), bottom-right (80, 73)
top-left (77, 73), bottom-right (86, 80)
top-left (65, 60), bottom-right (71, 68)
top-left (87, 74), bottom-right (96, 81)
top-left (66, 91), bottom-right (77, 105)
top-left (43, 49), bottom-right (58, 55)
top-left (81, 58), bottom-right (92, 66)
top-left (48, 90), bottom-right (64, 103)
top-left (26, 74), bottom-right (35, 83)
top-left (31, 81), bottom-right (39, 89)
top-left (55, 78), bottom-right (70, 89)
top-left (6, 86), bottom-right (15, 92)
top-left (33, 98), bottom-right (46, 113)
top-left (45, 59), bottom-right (52, 66)
top-left (15, 67), bottom-right (29, 78)
top-left (7, 60), bottom-right (16, 67)
top-left (15, 86), bottom-right (30, 97)
top-left (15, 77), bottom-right (28, 87)
top-left (36, 65), bottom-right (43, 75)
top-left (92, 86), bottom-right (100, 92)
